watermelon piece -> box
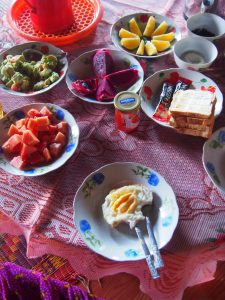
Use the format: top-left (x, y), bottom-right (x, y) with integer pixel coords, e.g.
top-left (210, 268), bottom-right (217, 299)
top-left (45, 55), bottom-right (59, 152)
top-left (27, 118), bottom-right (38, 132)
top-left (28, 152), bottom-right (45, 165)
top-left (38, 132), bottom-right (55, 144)
top-left (72, 78), bottom-right (98, 96)
top-left (19, 125), bottom-right (27, 133)
top-left (21, 144), bottom-right (37, 161)
top-left (2, 134), bottom-right (22, 153)
top-left (57, 122), bottom-right (68, 134)
top-left (40, 106), bottom-right (52, 117)
top-left (93, 49), bottom-right (114, 78)
top-left (49, 143), bottom-right (63, 158)
top-left (96, 77), bottom-right (117, 102)
top-left (15, 119), bottom-right (25, 129)
top-left (35, 116), bottom-right (50, 127)
top-left (22, 130), bottom-right (40, 146)
top-left (37, 125), bottom-right (50, 132)
top-left (43, 147), bottom-right (52, 162)
top-left (54, 132), bottom-right (66, 145)
top-left (10, 156), bottom-right (27, 170)
top-left (49, 125), bottom-right (58, 134)
top-left (8, 124), bottom-right (21, 137)
top-left (106, 68), bottom-right (138, 89)
top-left (36, 141), bottom-right (48, 152)
top-left (27, 109), bottom-right (42, 118)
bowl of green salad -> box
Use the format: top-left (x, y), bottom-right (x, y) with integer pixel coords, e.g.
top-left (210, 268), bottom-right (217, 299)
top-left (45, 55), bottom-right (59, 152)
top-left (0, 41), bottom-right (68, 96)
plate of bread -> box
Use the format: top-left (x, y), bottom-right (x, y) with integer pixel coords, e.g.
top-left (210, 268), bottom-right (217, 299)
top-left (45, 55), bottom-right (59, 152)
top-left (203, 127), bottom-right (225, 193)
top-left (73, 162), bottom-right (178, 261)
top-left (140, 68), bottom-right (223, 138)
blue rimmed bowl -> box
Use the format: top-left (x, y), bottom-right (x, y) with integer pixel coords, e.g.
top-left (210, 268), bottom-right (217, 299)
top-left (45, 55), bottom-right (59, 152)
top-left (0, 103), bottom-right (79, 176)
top-left (203, 127), bottom-right (225, 193)
top-left (73, 162), bottom-right (179, 261)
top-left (66, 48), bottom-right (144, 105)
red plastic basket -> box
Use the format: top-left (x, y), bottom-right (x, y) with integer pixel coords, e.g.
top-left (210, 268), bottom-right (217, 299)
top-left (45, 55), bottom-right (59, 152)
top-left (7, 0), bottom-right (103, 46)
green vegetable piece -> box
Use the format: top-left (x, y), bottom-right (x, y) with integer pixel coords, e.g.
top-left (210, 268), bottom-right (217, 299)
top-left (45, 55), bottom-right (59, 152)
top-left (0, 62), bottom-right (15, 79)
top-left (21, 62), bottom-right (34, 77)
top-left (11, 72), bottom-right (24, 84)
top-left (33, 81), bottom-right (45, 91)
top-left (41, 54), bottom-right (58, 70)
top-left (40, 68), bottom-right (52, 79)
top-left (20, 76), bottom-right (30, 91)
top-left (49, 72), bottom-right (59, 83)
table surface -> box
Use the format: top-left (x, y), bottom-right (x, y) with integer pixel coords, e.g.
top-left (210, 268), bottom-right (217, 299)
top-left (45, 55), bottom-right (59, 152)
top-left (0, 0), bottom-right (225, 299)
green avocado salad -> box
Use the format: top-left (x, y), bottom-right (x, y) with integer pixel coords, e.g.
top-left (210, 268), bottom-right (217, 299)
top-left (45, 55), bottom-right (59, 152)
top-left (0, 52), bottom-right (60, 92)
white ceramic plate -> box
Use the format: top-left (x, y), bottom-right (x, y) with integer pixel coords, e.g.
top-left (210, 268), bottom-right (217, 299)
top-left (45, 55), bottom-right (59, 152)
top-left (110, 12), bottom-right (181, 59)
top-left (203, 127), bottom-right (225, 193)
top-left (66, 48), bottom-right (144, 105)
top-left (73, 162), bottom-right (178, 261)
top-left (0, 103), bottom-right (79, 176)
top-left (140, 68), bottom-right (223, 128)
top-left (0, 41), bottom-right (68, 96)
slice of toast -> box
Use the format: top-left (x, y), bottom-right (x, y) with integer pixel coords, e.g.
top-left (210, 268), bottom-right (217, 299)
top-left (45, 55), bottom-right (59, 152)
top-left (169, 89), bottom-right (216, 118)
top-left (175, 125), bottom-right (213, 138)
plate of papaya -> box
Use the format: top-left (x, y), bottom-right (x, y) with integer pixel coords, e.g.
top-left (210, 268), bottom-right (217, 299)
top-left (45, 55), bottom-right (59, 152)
top-left (111, 13), bottom-right (181, 58)
top-left (0, 103), bottom-right (79, 176)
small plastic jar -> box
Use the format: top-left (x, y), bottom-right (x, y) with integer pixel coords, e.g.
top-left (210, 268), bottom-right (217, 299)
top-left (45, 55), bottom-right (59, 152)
top-left (114, 91), bottom-right (141, 133)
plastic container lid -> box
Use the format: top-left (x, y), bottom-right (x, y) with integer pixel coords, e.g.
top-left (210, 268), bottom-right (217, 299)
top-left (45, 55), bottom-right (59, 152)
top-left (7, 0), bottom-right (103, 46)
top-left (114, 91), bottom-right (141, 112)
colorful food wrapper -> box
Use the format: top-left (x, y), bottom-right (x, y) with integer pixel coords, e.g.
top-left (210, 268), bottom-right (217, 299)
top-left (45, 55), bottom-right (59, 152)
top-left (153, 76), bottom-right (192, 123)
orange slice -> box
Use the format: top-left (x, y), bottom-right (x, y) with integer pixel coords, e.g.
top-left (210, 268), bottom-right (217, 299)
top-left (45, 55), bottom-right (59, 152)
top-left (143, 16), bottom-right (155, 37)
top-left (128, 18), bottom-right (142, 37)
top-left (145, 41), bottom-right (157, 56)
top-left (136, 40), bottom-right (145, 55)
top-left (119, 28), bottom-right (139, 38)
top-left (120, 37), bottom-right (140, 50)
top-left (152, 21), bottom-right (168, 36)
top-left (151, 40), bottom-right (171, 52)
top-left (152, 32), bottom-right (175, 41)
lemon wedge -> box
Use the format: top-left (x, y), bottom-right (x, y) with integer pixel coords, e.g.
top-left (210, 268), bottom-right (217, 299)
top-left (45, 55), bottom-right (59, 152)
top-left (152, 21), bottom-right (168, 36)
top-left (119, 28), bottom-right (139, 38)
top-left (143, 16), bottom-right (155, 37)
top-left (145, 41), bottom-right (157, 56)
top-left (152, 32), bottom-right (175, 41)
top-left (129, 18), bottom-right (142, 37)
top-left (151, 40), bottom-right (171, 52)
top-left (121, 37), bottom-right (140, 50)
top-left (136, 40), bottom-right (145, 55)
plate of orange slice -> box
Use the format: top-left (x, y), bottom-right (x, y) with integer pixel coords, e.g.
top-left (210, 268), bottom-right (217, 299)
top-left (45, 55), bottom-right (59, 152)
top-left (110, 13), bottom-right (181, 58)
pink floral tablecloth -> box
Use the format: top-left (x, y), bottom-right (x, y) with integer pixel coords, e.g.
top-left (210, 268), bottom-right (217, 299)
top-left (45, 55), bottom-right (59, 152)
top-left (0, 1), bottom-right (225, 299)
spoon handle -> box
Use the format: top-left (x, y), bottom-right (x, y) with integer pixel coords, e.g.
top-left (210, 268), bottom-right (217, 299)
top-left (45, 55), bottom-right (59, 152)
top-left (146, 217), bottom-right (164, 269)
top-left (135, 227), bottom-right (159, 279)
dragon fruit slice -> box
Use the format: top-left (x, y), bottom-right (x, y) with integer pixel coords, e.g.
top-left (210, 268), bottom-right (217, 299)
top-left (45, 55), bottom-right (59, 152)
top-left (93, 49), bottom-right (114, 78)
top-left (72, 78), bottom-right (98, 96)
top-left (96, 77), bottom-right (117, 102)
top-left (106, 68), bottom-right (139, 89)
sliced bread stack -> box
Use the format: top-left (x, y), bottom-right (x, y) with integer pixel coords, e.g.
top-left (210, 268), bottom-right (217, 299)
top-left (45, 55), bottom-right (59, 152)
top-left (169, 89), bottom-right (216, 138)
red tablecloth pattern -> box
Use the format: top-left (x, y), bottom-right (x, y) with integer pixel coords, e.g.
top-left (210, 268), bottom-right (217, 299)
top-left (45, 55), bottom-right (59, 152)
top-left (0, 1), bottom-right (225, 299)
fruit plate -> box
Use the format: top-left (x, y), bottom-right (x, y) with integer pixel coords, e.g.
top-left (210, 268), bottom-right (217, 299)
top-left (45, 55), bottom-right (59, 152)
top-left (110, 12), bottom-right (181, 59)
top-left (140, 68), bottom-right (223, 128)
top-left (203, 127), bottom-right (225, 193)
top-left (0, 103), bottom-right (79, 176)
top-left (73, 162), bottom-right (179, 261)
top-left (0, 41), bottom-right (68, 97)
top-left (66, 48), bottom-right (144, 105)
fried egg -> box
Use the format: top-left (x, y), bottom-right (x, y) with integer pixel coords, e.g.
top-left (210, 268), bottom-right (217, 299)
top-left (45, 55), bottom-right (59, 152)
top-left (102, 184), bottom-right (153, 229)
